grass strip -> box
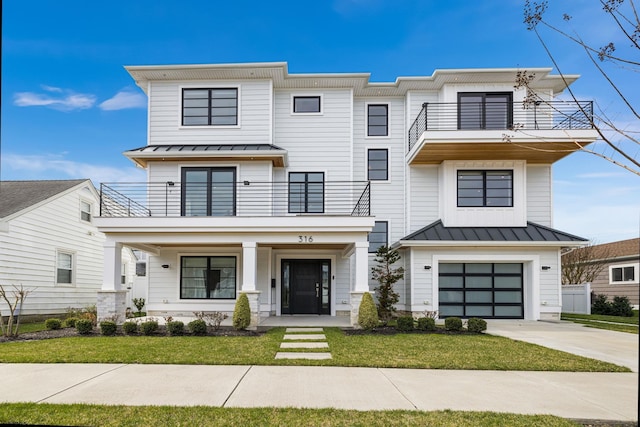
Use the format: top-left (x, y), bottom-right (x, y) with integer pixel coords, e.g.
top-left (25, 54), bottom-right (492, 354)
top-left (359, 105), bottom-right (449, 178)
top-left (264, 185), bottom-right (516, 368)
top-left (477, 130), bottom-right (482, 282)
top-left (562, 319), bottom-right (638, 334)
top-left (0, 403), bottom-right (580, 427)
top-left (562, 313), bottom-right (638, 325)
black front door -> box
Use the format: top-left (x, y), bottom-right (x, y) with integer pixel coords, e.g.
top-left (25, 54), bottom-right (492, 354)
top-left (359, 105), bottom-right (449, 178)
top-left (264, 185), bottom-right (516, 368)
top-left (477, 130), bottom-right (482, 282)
top-left (282, 259), bottom-right (330, 315)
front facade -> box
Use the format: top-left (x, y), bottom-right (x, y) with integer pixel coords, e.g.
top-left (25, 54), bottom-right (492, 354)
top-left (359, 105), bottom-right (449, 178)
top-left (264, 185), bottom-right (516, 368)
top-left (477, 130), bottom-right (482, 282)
top-left (95, 62), bottom-right (597, 325)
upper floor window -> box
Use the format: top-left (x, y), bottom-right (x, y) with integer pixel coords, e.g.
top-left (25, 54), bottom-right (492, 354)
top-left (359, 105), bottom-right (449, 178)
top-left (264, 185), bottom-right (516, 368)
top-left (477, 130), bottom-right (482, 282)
top-left (368, 221), bottom-right (388, 253)
top-left (367, 104), bottom-right (388, 136)
top-left (611, 264), bottom-right (638, 283)
top-left (458, 92), bottom-right (512, 130)
top-left (293, 96), bottom-right (321, 113)
top-left (56, 251), bottom-right (74, 285)
top-left (80, 200), bottom-right (92, 222)
top-left (368, 149), bottom-right (388, 181)
top-left (182, 88), bottom-right (238, 126)
top-left (457, 170), bottom-right (513, 207)
top-left (289, 172), bottom-right (324, 213)
top-left (181, 167), bottom-right (236, 216)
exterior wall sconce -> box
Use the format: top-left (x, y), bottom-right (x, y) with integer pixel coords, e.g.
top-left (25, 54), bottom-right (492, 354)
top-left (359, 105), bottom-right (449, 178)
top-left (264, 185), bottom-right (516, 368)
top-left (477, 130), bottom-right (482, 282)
top-left (161, 264), bottom-right (170, 269)
top-left (243, 181), bottom-right (250, 186)
top-left (541, 266), bottom-right (551, 271)
top-left (166, 181), bottom-right (175, 186)
top-left (424, 265), bottom-right (432, 270)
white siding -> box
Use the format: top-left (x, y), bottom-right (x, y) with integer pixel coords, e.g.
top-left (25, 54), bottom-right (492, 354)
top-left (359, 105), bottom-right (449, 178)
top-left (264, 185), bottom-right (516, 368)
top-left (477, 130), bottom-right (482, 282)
top-left (527, 165), bottom-right (553, 226)
top-left (408, 165), bottom-right (439, 234)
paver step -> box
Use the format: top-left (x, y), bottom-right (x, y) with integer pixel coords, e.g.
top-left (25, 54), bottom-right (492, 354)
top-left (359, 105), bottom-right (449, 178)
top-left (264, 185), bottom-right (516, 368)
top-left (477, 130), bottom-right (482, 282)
top-left (283, 334), bottom-right (326, 340)
top-left (285, 327), bottom-right (324, 333)
top-left (275, 352), bottom-right (332, 360)
top-left (280, 342), bottom-right (329, 349)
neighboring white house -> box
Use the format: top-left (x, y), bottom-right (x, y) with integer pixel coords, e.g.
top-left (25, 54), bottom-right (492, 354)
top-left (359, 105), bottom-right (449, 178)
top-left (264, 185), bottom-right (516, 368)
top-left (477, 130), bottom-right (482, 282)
top-left (0, 179), bottom-right (137, 317)
top-left (94, 62), bottom-right (597, 326)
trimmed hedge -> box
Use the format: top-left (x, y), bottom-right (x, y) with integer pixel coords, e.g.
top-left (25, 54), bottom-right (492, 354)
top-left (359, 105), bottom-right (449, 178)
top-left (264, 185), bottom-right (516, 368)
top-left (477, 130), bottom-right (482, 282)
top-left (76, 319), bottom-right (93, 335)
top-left (358, 292), bottom-right (379, 330)
top-left (396, 316), bottom-right (414, 332)
top-left (122, 321), bottom-right (138, 335)
top-left (188, 319), bottom-right (208, 336)
top-left (444, 317), bottom-right (463, 331)
top-left (44, 318), bottom-right (62, 330)
top-left (99, 321), bottom-right (117, 336)
top-left (167, 320), bottom-right (184, 336)
top-left (63, 317), bottom-right (78, 328)
top-left (233, 293), bottom-right (251, 330)
top-left (417, 317), bottom-right (436, 331)
top-left (467, 317), bottom-right (487, 333)
top-left (140, 320), bottom-right (158, 336)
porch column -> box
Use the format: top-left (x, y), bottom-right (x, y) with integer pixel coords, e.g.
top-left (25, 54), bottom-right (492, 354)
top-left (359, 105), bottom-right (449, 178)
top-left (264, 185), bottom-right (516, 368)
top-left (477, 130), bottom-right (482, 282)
top-left (241, 242), bottom-right (260, 329)
top-left (98, 238), bottom-right (127, 323)
top-left (350, 241), bottom-right (370, 326)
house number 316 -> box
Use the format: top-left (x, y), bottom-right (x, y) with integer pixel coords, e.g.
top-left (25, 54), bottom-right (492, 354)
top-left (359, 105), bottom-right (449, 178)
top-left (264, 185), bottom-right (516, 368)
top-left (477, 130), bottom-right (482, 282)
top-left (298, 235), bottom-right (314, 243)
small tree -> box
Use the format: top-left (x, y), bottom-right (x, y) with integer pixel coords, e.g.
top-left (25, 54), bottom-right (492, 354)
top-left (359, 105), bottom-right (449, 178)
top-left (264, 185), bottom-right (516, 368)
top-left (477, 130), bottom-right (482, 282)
top-left (357, 292), bottom-right (379, 330)
top-left (0, 284), bottom-right (33, 337)
top-left (132, 298), bottom-right (145, 315)
top-left (371, 245), bottom-right (404, 324)
top-left (232, 293), bottom-right (251, 330)
top-left (561, 243), bottom-right (612, 285)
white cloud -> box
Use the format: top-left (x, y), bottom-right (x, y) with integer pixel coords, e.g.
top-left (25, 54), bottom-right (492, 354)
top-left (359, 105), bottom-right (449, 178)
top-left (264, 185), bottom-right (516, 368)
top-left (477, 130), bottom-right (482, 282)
top-left (99, 90), bottom-right (147, 111)
top-left (14, 88), bottom-right (96, 111)
top-left (1, 153), bottom-right (145, 184)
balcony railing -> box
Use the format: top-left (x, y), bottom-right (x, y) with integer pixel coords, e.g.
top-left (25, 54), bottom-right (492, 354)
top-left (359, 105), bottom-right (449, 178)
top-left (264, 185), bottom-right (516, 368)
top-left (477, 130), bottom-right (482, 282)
top-left (408, 100), bottom-right (594, 152)
top-left (99, 181), bottom-right (371, 218)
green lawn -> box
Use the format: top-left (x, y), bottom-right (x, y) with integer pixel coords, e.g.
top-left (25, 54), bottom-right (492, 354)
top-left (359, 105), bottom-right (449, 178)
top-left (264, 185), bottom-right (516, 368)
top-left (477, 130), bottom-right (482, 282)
top-left (0, 327), bottom-right (628, 372)
top-left (561, 313), bottom-right (639, 334)
top-left (0, 403), bottom-right (580, 427)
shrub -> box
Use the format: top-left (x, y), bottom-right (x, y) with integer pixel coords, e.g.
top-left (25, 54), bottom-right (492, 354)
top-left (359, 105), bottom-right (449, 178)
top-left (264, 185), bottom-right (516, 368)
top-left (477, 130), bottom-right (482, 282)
top-left (193, 311), bottom-right (228, 331)
top-left (99, 321), bottom-right (117, 336)
top-left (444, 317), bottom-right (463, 332)
top-left (188, 319), bottom-right (207, 336)
top-left (122, 321), bottom-right (138, 335)
top-left (140, 319), bottom-right (158, 336)
top-left (233, 293), bottom-right (251, 330)
top-left (132, 298), bottom-right (145, 314)
top-left (467, 317), bottom-right (487, 333)
top-left (591, 294), bottom-right (611, 315)
top-left (167, 320), bottom-right (184, 336)
top-left (44, 318), bottom-right (62, 330)
top-left (63, 317), bottom-right (78, 328)
top-left (417, 317), bottom-right (436, 331)
top-left (396, 316), bottom-right (414, 332)
top-left (611, 296), bottom-right (634, 317)
top-left (76, 319), bottom-right (93, 335)
top-left (357, 292), bottom-right (379, 330)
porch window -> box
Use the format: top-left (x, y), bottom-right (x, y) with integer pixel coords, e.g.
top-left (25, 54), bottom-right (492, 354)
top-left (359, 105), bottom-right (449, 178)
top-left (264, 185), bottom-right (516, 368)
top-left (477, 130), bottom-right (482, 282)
top-left (457, 170), bottom-right (513, 207)
top-left (181, 167), bottom-right (236, 216)
top-left (288, 172), bottom-right (324, 213)
top-left (180, 256), bottom-right (237, 299)
top-left (56, 251), bottom-right (74, 285)
top-left (458, 92), bottom-right (513, 130)
top-left (182, 88), bottom-right (238, 126)
top-left (368, 221), bottom-right (388, 253)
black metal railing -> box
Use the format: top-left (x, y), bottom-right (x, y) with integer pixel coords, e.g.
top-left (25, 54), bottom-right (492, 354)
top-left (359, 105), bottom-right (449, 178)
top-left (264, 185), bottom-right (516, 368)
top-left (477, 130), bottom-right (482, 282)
top-left (408, 100), bottom-right (594, 152)
top-left (100, 181), bottom-right (371, 218)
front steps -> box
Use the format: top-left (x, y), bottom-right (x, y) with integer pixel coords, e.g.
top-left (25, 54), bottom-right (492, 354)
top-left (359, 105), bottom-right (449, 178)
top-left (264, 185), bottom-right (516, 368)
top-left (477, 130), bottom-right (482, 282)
top-left (275, 327), bottom-right (332, 360)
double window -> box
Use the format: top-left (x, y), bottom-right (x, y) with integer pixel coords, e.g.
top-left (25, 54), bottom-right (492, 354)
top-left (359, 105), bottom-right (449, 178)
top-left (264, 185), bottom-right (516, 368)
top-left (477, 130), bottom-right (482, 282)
top-left (457, 170), bottom-right (513, 207)
top-left (367, 149), bottom-right (388, 181)
top-left (367, 104), bottom-right (388, 136)
top-left (182, 88), bottom-right (238, 126)
top-left (293, 96), bottom-right (321, 113)
top-left (368, 221), bottom-right (388, 253)
top-left (458, 92), bottom-right (512, 130)
top-left (56, 251), bottom-right (74, 285)
top-left (611, 264), bottom-right (637, 283)
top-left (180, 256), bottom-right (236, 299)
top-left (181, 167), bottom-right (236, 216)
top-left (289, 172), bottom-right (324, 213)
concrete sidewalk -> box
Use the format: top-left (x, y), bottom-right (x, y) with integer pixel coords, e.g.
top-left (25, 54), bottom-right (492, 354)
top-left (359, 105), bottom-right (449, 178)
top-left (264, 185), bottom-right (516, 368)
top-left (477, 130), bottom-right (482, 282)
top-left (0, 363), bottom-right (637, 421)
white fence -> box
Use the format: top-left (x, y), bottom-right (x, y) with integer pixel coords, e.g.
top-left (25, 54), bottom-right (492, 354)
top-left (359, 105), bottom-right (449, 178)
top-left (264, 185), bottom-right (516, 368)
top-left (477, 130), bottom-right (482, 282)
top-left (561, 283), bottom-right (591, 314)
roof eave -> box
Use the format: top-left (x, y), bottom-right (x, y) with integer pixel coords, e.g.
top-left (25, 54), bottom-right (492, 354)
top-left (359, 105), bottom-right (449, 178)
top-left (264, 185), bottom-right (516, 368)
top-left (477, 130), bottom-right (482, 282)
top-left (395, 240), bottom-right (588, 248)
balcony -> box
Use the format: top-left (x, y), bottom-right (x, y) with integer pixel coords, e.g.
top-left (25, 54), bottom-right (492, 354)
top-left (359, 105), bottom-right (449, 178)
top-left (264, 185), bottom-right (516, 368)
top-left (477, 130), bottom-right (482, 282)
top-left (407, 100), bottom-right (598, 164)
top-left (99, 181), bottom-right (371, 218)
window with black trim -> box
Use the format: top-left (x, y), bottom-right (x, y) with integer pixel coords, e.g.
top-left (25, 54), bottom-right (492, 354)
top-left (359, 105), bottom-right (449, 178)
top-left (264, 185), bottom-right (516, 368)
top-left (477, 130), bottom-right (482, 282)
top-left (181, 167), bottom-right (236, 216)
top-left (56, 251), bottom-right (73, 285)
top-left (368, 149), bottom-right (388, 181)
top-left (368, 221), bottom-right (388, 253)
top-left (288, 172), bottom-right (324, 213)
top-left (458, 92), bottom-right (512, 130)
top-left (180, 256), bottom-right (237, 299)
top-left (80, 200), bottom-right (91, 222)
top-left (367, 104), bottom-right (388, 136)
top-left (611, 265), bottom-right (637, 283)
top-left (457, 170), bottom-right (513, 207)
top-left (182, 88), bottom-right (238, 126)
top-left (293, 96), bottom-right (321, 113)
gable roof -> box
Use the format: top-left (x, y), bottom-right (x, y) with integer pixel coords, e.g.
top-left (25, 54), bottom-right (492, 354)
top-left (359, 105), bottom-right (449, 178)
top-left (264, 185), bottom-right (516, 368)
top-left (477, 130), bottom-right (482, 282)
top-left (0, 180), bottom-right (89, 219)
top-left (397, 220), bottom-right (587, 247)
top-left (567, 238), bottom-right (640, 261)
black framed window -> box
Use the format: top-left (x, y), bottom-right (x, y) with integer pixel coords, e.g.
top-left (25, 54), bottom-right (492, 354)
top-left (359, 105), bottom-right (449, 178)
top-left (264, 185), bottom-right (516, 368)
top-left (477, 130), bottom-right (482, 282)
top-left (367, 149), bottom-right (388, 181)
top-left (439, 263), bottom-right (523, 318)
top-left (368, 221), bottom-right (388, 253)
top-left (293, 96), bottom-right (321, 113)
top-left (180, 256), bottom-right (236, 299)
top-left (56, 251), bottom-right (73, 284)
top-left (182, 88), bottom-right (238, 126)
top-left (367, 104), bottom-right (388, 136)
top-left (181, 167), bottom-right (236, 216)
top-left (288, 172), bottom-right (324, 213)
top-left (457, 170), bottom-right (513, 207)
top-left (611, 266), bottom-right (636, 282)
top-left (458, 92), bottom-right (512, 130)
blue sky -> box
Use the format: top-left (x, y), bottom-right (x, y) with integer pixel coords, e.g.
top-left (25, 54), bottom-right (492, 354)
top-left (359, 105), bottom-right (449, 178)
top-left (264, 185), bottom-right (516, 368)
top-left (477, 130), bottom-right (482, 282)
top-left (1, 0), bottom-right (638, 243)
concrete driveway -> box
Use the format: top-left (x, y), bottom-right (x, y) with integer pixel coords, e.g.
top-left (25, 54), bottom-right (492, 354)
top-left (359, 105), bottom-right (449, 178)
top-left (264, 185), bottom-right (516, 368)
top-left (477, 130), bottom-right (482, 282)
top-left (486, 320), bottom-right (639, 372)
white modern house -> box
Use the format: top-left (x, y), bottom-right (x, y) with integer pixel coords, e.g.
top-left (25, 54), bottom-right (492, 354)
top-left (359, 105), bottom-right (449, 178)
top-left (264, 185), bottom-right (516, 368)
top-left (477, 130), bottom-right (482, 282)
top-left (0, 179), bottom-right (137, 317)
top-left (94, 62), bottom-right (597, 326)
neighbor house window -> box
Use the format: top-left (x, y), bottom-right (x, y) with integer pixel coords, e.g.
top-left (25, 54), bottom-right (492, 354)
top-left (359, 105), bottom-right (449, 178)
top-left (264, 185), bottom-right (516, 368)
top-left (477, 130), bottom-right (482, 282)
top-left (80, 200), bottom-right (91, 222)
top-left (56, 251), bottom-right (74, 284)
top-left (182, 88), bottom-right (238, 126)
top-left (180, 256), bottom-right (237, 299)
top-left (611, 264), bottom-right (637, 283)
top-left (367, 104), bottom-right (388, 136)
top-left (457, 170), bottom-right (513, 207)
top-left (181, 167), bottom-right (236, 216)
top-left (293, 96), bottom-right (321, 113)
top-left (368, 221), bottom-right (388, 253)
top-left (458, 92), bottom-right (513, 130)
top-left (288, 172), bottom-right (324, 213)
top-left (368, 149), bottom-right (388, 181)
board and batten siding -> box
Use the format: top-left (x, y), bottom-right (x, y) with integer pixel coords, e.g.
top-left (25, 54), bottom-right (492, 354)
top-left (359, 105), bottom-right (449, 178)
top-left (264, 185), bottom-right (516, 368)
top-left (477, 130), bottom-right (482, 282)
top-left (526, 164), bottom-right (553, 226)
top-left (0, 185), bottom-right (104, 315)
top-left (148, 80), bottom-right (272, 145)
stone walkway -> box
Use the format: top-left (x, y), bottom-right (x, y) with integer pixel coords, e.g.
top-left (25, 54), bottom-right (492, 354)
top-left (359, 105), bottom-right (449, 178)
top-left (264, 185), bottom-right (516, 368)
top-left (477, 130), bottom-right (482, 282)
top-left (275, 327), bottom-right (332, 360)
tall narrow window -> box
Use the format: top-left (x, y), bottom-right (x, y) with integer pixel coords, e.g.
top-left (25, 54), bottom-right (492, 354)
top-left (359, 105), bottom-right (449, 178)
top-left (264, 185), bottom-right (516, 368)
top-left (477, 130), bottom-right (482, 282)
top-left (457, 170), bottom-right (513, 207)
top-left (293, 96), bottom-right (321, 113)
top-left (289, 172), bottom-right (324, 213)
top-left (367, 104), bottom-right (388, 136)
top-left (180, 256), bottom-right (237, 299)
top-left (458, 92), bottom-right (512, 130)
top-left (368, 221), bottom-right (388, 253)
top-left (181, 167), bottom-right (236, 216)
top-left (56, 251), bottom-right (73, 284)
top-left (182, 88), bottom-right (238, 126)
top-left (368, 149), bottom-right (388, 181)
top-left (80, 200), bottom-right (91, 222)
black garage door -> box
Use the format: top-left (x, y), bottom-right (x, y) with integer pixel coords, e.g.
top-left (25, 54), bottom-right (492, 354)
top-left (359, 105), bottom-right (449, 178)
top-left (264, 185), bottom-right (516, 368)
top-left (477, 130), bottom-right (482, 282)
top-left (438, 263), bottom-right (523, 319)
